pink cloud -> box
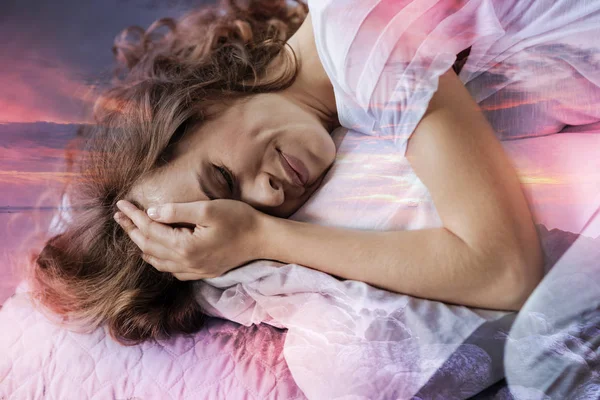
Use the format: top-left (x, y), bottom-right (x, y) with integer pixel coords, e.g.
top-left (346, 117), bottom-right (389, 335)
top-left (0, 53), bottom-right (99, 124)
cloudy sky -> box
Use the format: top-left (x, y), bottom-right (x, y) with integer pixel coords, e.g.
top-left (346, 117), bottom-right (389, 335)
top-left (0, 0), bottom-right (211, 124)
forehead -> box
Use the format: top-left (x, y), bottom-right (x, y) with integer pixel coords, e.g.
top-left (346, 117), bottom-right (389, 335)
top-left (176, 104), bottom-right (245, 150)
top-left (128, 156), bottom-right (207, 210)
top-left (126, 97), bottom-right (257, 210)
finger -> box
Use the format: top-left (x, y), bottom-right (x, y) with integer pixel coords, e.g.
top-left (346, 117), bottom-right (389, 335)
top-left (172, 272), bottom-right (202, 281)
top-left (116, 200), bottom-right (179, 248)
top-left (115, 213), bottom-right (176, 260)
top-left (146, 201), bottom-right (210, 226)
top-left (141, 253), bottom-right (184, 274)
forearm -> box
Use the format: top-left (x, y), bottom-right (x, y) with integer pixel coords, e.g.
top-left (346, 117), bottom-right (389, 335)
top-left (258, 216), bottom-right (523, 311)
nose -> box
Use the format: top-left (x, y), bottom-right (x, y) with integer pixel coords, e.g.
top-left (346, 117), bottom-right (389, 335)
top-left (243, 172), bottom-right (285, 210)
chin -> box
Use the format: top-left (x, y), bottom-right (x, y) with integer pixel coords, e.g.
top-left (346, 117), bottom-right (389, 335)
top-left (269, 172), bottom-right (326, 218)
top-left (275, 197), bottom-right (310, 219)
top-left (279, 203), bottom-right (304, 218)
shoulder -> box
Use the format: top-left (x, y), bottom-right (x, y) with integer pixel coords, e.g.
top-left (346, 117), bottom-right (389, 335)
top-left (306, 0), bottom-right (504, 95)
top-left (305, 0), bottom-right (506, 154)
top-left (306, 0), bottom-right (375, 94)
top-left (304, 0), bottom-right (384, 133)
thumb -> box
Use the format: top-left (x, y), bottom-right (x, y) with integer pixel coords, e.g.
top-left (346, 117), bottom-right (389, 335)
top-left (146, 201), bottom-right (210, 226)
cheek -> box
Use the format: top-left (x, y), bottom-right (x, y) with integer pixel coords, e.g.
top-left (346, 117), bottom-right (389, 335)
top-left (318, 130), bottom-right (337, 167)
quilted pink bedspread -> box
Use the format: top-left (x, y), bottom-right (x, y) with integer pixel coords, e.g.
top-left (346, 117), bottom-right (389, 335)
top-left (0, 280), bottom-right (306, 400)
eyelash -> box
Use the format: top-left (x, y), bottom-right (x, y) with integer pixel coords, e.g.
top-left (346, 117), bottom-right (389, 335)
top-left (214, 164), bottom-right (235, 195)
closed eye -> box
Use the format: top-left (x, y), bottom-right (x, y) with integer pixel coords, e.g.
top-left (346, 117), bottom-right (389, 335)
top-left (213, 164), bottom-right (235, 197)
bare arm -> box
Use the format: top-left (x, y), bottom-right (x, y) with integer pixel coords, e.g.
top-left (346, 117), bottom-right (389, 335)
top-left (259, 68), bottom-right (544, 311)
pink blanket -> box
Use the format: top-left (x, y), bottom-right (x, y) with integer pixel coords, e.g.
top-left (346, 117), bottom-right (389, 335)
top-left (0, 280), bottom-right (306, 400)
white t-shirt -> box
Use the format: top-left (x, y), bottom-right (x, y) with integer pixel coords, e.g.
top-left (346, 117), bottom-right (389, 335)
top-left (307, 0), bottom-right (600, 155)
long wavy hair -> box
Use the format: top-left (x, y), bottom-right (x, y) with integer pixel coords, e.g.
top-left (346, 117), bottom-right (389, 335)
top-left (25, 0), bottom-right (308, 346)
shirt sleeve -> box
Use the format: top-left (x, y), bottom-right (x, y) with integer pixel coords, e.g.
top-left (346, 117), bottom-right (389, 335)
top-left (308, 0), bottom-right (506, 156)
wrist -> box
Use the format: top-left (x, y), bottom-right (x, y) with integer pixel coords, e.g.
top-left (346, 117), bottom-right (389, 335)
top-left (253, 212), bottom-right (284, 261)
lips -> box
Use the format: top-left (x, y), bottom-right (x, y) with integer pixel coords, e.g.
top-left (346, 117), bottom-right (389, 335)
top-left (278, 150), bottom-right (308, 187)
top-left (281, 151), bottom-right (309, 186)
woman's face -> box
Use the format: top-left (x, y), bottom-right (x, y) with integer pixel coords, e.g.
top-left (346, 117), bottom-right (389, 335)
top-left (129, 92), bottom-right (337, 218)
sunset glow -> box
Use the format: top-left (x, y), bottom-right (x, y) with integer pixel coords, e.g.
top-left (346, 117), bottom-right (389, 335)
top-left (2, 1), bottom-right (600, 399)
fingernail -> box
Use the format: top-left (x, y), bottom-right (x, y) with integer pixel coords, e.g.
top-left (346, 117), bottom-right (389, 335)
top-left (117, 200), bottom-right (136, 211)
top-left (147, 207), bottom-right (159, 218)
top-left (113, 212), bottom-right (122, 222)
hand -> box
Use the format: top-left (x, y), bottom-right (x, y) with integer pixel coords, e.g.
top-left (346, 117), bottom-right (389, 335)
top-left (114, 199), bottom-right (266, 281)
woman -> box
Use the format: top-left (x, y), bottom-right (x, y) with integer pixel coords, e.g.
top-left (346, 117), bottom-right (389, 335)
top-left (29, 0), bottom-right (598, 345)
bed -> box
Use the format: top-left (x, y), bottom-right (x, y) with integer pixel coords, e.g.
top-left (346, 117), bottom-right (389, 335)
top-left (2, 121), bottom-right (599, 399)
top-left (0, 282), bottom-right (304, 400)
